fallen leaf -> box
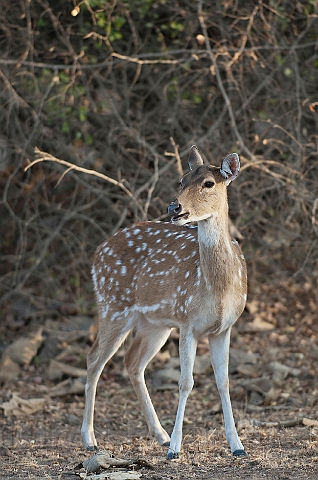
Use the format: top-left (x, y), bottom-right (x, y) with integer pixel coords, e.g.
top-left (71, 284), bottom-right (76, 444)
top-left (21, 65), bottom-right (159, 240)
top-left (0, 356), bottom-right (20, 382)
top-left (48, 378), bottom-right (85, 397)
top-left (244, 316), bottom-right (275, 332)
top-left (0, 394), bottom-right (46, 416)
top-left (47, 359), bottom-right (87, 381)
top-left (3, 328), bottom-right (44, 366)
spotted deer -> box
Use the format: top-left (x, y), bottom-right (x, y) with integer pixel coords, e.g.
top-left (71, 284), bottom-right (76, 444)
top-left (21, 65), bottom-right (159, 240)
top-left (81, 145), bottom-right (247, 458)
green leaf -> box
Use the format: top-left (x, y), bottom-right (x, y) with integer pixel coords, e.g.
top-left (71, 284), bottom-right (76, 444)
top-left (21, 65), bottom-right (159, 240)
top-left (38, 18), bottom-right (46, 27)
top-left (62, 121), bottom-right (70, 133)
top-left (79, 106), bottom-right (87, 122)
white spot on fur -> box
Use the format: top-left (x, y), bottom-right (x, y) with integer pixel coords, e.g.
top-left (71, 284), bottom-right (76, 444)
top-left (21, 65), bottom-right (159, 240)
top-left (185, 295), bottom-right (193, 307)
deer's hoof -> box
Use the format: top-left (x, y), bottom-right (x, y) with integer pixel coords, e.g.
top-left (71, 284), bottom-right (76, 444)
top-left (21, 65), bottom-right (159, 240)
top-left (86, 445), bottom-right (98, 452)
top-left (167, 450), bottom-right (180, 460)
top-left (233, 449), bottom-right (246, 457)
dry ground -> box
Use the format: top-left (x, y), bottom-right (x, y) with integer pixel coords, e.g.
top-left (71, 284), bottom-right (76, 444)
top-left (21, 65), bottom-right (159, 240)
top-left (1, 282), bottom-right (318, 479)
top-left (1, 380), bottom-right (318, 480)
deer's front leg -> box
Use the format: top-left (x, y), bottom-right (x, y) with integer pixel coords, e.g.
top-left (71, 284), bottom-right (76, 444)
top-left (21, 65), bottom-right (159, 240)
top-left (209, 328), bottom-right (246, 456)
top-left (167, 331), bottom-right (197, 459)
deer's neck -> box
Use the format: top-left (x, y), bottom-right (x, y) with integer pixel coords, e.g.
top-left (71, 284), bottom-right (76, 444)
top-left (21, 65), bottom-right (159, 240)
top-left (197, 209), bottom-right (234, 293)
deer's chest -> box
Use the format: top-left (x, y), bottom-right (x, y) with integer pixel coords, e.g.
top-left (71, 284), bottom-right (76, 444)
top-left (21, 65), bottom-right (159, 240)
top-left (187, 282), bottom-right (246, 338)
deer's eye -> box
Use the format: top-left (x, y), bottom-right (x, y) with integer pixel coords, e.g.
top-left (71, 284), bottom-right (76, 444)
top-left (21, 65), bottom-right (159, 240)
top-left (204, 181), bottom-right (215, 188)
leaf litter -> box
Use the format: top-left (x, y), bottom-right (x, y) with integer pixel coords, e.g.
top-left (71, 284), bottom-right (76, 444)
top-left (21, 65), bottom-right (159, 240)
top-left (0, 285), bottom-right (317, 479)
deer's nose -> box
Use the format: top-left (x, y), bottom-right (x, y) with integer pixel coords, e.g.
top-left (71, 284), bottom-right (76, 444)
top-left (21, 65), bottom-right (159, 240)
top-left (168, 200), bottom-right (182, 217)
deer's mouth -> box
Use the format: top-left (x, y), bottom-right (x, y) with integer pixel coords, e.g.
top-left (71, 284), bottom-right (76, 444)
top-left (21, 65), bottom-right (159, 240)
top-left (171, 212), bottom-right (189, 223)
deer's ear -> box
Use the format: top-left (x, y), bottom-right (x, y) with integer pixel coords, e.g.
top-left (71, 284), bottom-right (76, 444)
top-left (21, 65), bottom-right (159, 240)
top-left (220, 153), bottom-right (240, 185)
top-left (188, 145), bottom-right (204, 171)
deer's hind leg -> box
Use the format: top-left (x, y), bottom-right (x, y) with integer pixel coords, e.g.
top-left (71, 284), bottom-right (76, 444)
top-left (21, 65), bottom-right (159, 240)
top-left (124, 317), bottom-right (172, 446)
top-left (81, 320), bottom-right (131, 451)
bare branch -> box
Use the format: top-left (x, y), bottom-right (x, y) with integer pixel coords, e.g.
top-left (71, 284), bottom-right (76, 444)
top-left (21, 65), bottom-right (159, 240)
top-left (26, 148), bottom-right (145, 217)
top-left (169, 137), bottom-right (183, 178)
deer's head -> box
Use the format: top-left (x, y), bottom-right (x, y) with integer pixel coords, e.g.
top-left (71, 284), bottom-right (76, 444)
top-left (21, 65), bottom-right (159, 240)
top-left (168, 145), bottom-right (240, 226)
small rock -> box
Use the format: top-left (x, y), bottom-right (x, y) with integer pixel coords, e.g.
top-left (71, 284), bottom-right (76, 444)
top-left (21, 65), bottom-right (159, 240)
top-left (237, 363), bottom-right (260, 378)
top-left (277, 334), bottom-right (289, 345)
top-left (229, 348), bottom-right (258, 374)
top-left (269, 361), bottom-right (290, 383)
top-left (239, 376), bottom-right (273, 394)
top-left (193, 354), bottom-right (211, 374)
top-left (65, 413), bottom-right (81, 425)
top-left (152, 368), bottom-right (179, 390)
top-left (38, 332), bottom-right (62, 361)
top-left (240, 376), bottom-right (275, 406)
top-left (249, 391), bottom-right (265, 405)
top-left (303, 418), bottom-right (318, 427)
